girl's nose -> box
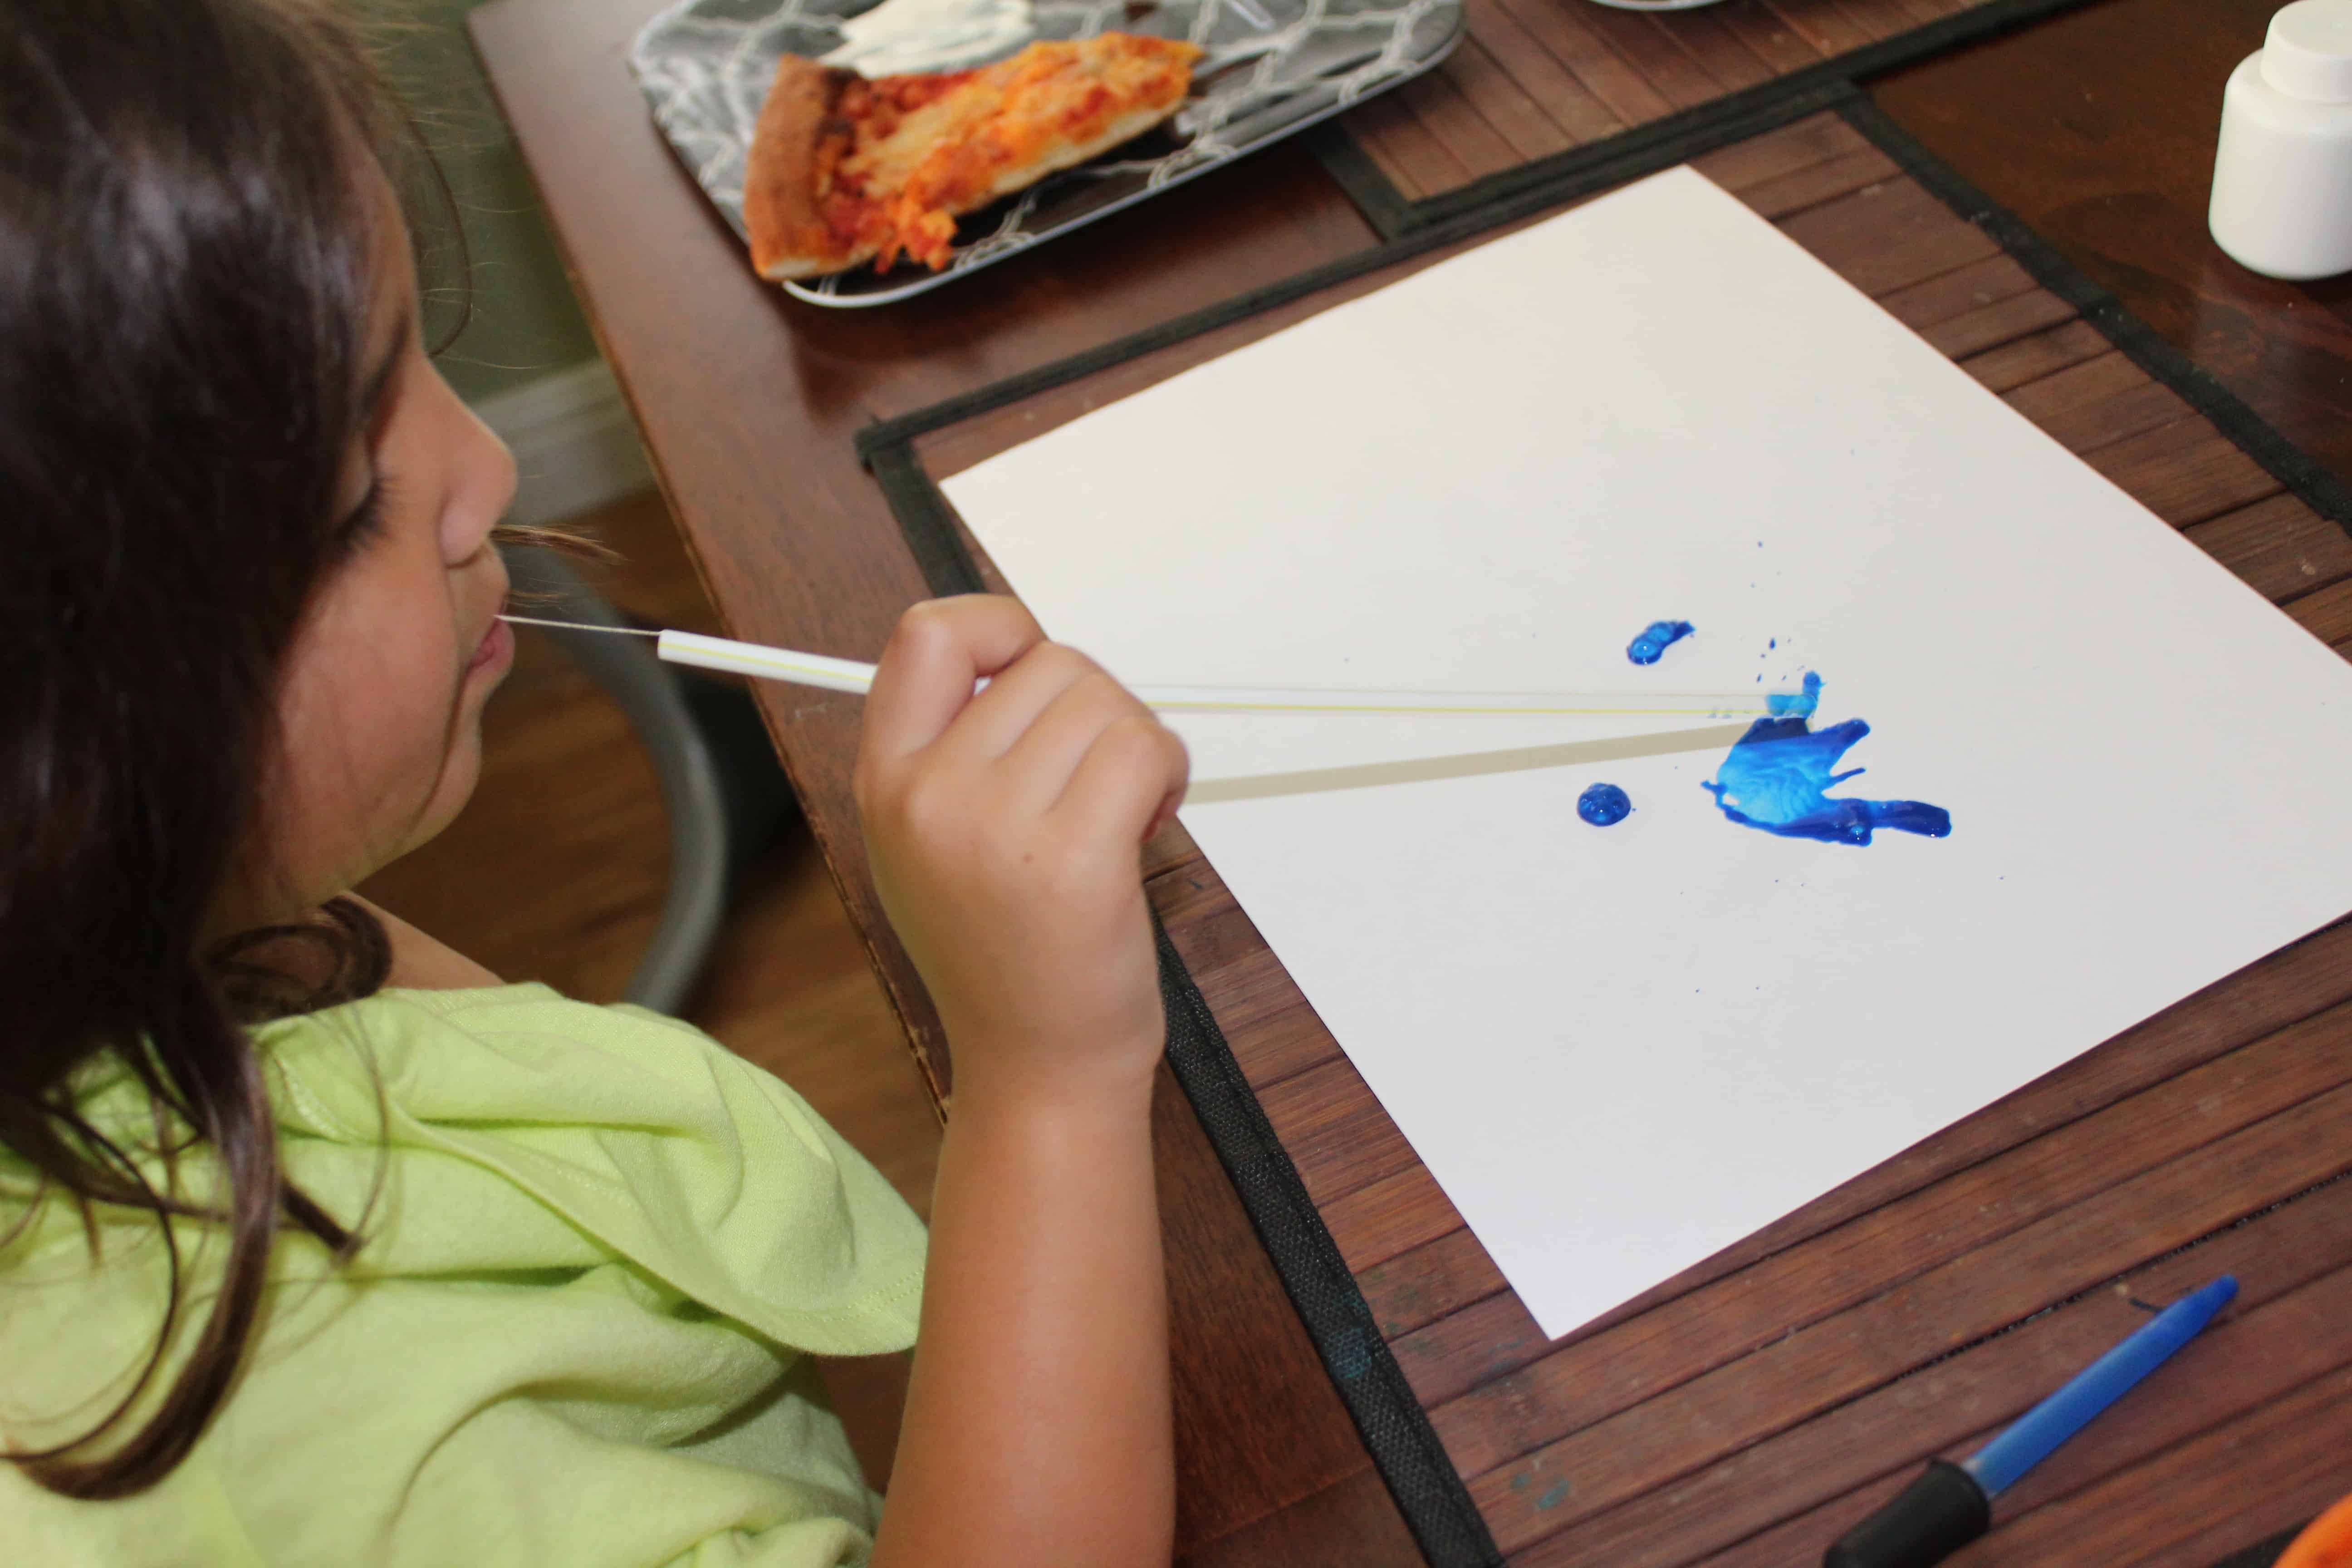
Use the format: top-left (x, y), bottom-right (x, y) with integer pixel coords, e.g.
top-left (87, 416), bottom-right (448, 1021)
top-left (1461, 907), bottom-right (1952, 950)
top-left (445, 399), bottom-right (520, 565)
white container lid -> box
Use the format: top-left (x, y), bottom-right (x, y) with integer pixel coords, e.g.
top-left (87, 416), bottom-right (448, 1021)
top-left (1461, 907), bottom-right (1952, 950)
top-left (2263, 0), bottom-right (2352, 102)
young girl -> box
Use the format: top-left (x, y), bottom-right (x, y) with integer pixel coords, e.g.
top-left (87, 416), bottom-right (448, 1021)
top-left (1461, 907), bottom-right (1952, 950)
top-left (0, 3), bottom-right (1188, 1563)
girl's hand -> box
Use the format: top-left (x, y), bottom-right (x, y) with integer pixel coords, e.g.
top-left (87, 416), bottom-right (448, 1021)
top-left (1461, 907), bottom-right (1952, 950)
top-left (854, 596), bottom-right (1189, 1108)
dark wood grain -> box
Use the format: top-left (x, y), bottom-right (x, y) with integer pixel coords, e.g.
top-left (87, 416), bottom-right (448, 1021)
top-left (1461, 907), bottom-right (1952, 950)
top-left (473, 0), bottom-right (2352, 1559)
top-left (1873, 0), bottom-right (2352, 484)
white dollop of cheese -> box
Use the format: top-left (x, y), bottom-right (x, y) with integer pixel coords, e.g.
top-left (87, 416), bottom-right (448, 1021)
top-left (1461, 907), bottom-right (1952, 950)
top-left (820, 0), bottom-right (1036, 78)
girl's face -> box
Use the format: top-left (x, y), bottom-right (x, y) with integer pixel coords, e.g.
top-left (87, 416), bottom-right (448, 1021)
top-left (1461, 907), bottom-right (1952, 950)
top-left (228, 195), bottom-right (520, 931)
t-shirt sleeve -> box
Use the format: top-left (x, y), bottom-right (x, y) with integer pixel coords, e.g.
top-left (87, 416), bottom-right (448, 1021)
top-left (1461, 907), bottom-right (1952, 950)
top-left (0, 984), bottom-right (928, 1568)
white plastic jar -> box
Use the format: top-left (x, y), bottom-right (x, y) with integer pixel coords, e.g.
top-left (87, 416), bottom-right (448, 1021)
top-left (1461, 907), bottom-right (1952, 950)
top-left (2209, 0), bottom-right (2352, 280)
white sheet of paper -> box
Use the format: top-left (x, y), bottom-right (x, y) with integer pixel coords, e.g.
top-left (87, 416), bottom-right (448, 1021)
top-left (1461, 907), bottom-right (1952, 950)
top-left (939, 167), bottom-right (2352, 1339)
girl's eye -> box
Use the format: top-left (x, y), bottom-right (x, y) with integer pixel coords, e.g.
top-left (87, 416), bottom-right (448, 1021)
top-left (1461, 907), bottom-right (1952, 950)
top-left (336, 472), bottom-right (392, 555)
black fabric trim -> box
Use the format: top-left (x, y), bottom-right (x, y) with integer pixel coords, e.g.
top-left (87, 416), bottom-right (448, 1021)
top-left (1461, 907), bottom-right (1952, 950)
top-left (1155, 923), bottom-right (1503, 1567)
top-left (1315, 0), bottom-right (2103, 240)
top-left (1837, 96), bottom-right (2352, 528)
top-left (856, 97), bottom-right (2352, 1568)
top-left (869, 438), bottom-right (985, 595)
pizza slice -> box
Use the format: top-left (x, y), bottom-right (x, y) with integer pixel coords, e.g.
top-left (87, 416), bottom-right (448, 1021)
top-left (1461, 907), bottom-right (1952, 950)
top-left (742, 33), bottom-right (1203, 280)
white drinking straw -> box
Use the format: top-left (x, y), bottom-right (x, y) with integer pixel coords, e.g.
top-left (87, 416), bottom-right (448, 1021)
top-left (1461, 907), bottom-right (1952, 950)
top-left (500, 616), bottom-right (1785, 718)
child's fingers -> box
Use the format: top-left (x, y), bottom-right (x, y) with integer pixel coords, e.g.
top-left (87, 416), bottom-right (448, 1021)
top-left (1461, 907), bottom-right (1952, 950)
top-left (1052, 713), bottom-right (1191, 845)
top-left (860, 597), bottom-right (1046, 764)
top-left (993, 667), bottom-right (1152, 811)
top-left (927, 640), bottom-right (1108, 770)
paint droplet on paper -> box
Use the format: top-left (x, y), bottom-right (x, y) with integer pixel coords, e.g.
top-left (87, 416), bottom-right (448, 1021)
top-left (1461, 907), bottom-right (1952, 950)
top-left (1703, 673), bottom-right (1950, 845)
top-left (1626, 619), bottom-right (1693, 665)
top-left (1578, 783), bottom-right (1633, 826)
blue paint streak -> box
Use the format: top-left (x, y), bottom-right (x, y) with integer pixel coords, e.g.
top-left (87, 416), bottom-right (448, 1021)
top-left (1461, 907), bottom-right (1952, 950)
top-left (1578, 782), bottom-right (1633, 826)
top-left (1626, 619), bottom-right (1694, 665)
top-left (1703, 673), bottom-right (1950, 845)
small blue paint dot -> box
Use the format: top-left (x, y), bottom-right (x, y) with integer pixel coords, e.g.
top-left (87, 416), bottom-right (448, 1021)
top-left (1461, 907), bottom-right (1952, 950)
top-left (1536, 1480), bottom-right (1571, 1510)
top-left (1625, 619), bottom-right (1693, 665)
top-left (1578, 783), bottom-right (1632, 826)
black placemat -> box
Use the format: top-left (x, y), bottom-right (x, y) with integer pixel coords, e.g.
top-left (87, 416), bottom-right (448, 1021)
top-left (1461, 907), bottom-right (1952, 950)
top-left (856, 93), bottom-right (2352, 1567)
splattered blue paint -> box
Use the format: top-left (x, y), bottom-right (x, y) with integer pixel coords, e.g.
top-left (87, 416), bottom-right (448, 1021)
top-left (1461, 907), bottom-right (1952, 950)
top-left (1703, 673), bottom-right (1950, 845)
top-left (1578, 782), bottom-right (1633, 826)
top-left (1626, 619), bottom-right (1694, 665)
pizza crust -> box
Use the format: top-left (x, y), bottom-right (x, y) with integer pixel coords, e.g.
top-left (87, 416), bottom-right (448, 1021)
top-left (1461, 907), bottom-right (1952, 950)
top-left (741, 36), bottom-right (1200, 284)
top-left (743, 55), bottom-right (854, 280)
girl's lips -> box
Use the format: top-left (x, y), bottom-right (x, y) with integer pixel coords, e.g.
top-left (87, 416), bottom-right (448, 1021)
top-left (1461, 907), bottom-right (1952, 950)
top-left (468, 613), bottom-right (514, 675)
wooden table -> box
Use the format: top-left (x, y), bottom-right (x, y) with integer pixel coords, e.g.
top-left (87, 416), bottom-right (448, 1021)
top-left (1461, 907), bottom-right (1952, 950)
top-left (470, 0), bottom-right (2352, 1560)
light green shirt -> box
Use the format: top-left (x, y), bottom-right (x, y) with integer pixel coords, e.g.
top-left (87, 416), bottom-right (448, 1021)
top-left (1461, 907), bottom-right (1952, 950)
top-left (0, 985), bottom-right (927, 1566)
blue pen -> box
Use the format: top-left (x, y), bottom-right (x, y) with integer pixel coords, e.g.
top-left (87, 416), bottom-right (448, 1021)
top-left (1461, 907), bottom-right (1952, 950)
top-left (1824, 1275), bottom-right (2239, 1568)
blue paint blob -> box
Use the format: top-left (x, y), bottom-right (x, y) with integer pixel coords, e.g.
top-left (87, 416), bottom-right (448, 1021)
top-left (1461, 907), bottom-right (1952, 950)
top-left (1703, 673), bottom-right (1950, 846)
top-left (1578, 782), bottom-right (1633, 826)
top-left (1626, 619), bottom-right (1694, 665)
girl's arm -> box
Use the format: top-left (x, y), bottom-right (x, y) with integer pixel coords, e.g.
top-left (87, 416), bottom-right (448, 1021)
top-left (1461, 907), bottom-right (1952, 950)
top-left (853, 597), bottom-right (1189, 1568)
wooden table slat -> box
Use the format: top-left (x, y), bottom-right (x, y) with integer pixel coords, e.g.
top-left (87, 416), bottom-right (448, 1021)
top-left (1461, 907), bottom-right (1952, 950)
top-left (1658, 7), bottom-right (1785, 92)
top-left (1440, 35), bottom-right (1583, 163)
top-left (1394, 71), bottom-right (1527, 184)
top-left (1715, 2), bottom-right (1836, 75)
top-left (2186, 493), bottom-right (2352, 603)
top-left (1416, 990), bottom-right (2352, 1460)
top-left (2031, 375), bottom-right (2207, 457)
top-left (1487, 0), bottom-right (1680, 127)
top-left (1962, 318), bottom-right (2115, 392)
top-left (1349, 910), bottom-right (2352, 1343)
top-left (1462, 0), bottom-right (1632, 145)
top-left (1516, 1179), bottom-right (2352, 1568)
top-left (1776, 175), bottom-right (2001, 295)
top-left (1761, 0), bottom-right (1885, 55)
top-left (1913, 285), bottom-right (2078, 358)
top-left (2283, 576), bottom-right (2352, 647)
top-left (1258, 1056), bottom-right (1422, 1206)
top-left (1875, 250), bottom-right (2039, 322)
top-left (1459, 1084), bottom-right (2352, 1549)
top-left (2083, 420), bottom-right (2284, 526)
top-left (1736, 144), bottom-right (1903, 220)
top-left (1686, 103), bottom-right (1873, 187)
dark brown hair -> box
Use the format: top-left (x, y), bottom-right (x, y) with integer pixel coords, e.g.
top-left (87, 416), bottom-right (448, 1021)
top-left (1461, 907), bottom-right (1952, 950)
top-left (0, 0), bottom-right (436, 1497)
